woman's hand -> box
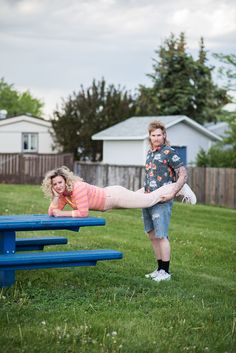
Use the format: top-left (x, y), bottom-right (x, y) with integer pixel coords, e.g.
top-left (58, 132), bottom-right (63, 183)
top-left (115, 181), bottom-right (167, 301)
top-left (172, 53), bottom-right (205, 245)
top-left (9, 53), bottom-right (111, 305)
top-left (52, 209), bottom-right (64, 217)
top-left (52, 188), bottom-right (60, 198)
top-left (51, 209), bottom-right (73, 217)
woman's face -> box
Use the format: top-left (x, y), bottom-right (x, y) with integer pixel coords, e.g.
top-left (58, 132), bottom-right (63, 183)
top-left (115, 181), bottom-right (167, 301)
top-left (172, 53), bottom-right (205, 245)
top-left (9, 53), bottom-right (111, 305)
top-left (51, 175), bottom-right (66, 195)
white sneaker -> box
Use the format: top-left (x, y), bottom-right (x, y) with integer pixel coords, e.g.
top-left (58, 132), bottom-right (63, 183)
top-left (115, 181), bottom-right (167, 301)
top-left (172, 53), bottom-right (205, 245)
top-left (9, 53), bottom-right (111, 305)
top-left (145, 268), bottom-right (159, 279)
top-left (177, 183), bottom-right (197, 205)
top-left (152, 269), bottom-right (171, 282)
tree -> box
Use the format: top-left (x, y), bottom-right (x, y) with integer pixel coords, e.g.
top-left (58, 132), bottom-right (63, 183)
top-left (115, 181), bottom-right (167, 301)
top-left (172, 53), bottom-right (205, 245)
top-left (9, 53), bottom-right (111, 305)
top-left (196, 110), bottom-right (236, 168)
top-left (196, 52), bottom-right (236, 168)
top-left (213, 53), bottom-right (236, 91)
top-left (136, 33), bottom-right (230, 123)
top-left (0, 78), bottom-right (44, 117)
top-left (223, 113), bottom-right (236, 150)
top-left (214, 53), bottom-right (236, 148)
top-left (51, 79), bottom-right (136, 161)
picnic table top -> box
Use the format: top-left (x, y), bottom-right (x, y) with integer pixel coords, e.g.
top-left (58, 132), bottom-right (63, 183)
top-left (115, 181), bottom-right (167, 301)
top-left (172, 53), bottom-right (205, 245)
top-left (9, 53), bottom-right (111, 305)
top-left (0, 214), bottom-right (106, 232)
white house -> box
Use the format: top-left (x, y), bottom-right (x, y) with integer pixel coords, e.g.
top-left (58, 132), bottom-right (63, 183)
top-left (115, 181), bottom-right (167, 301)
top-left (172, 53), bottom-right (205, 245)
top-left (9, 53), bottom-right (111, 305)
top-left (0, 114), bottom-right (58, 154)
top-left (205, 121), bottom-right (229, 138)
top-left (92, 115), bottom-right (222, 166)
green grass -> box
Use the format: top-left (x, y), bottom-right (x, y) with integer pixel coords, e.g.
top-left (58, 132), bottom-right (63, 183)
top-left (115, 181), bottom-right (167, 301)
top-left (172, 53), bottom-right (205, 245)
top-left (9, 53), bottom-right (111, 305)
top-left (0, 184), bottom-right (235, 353)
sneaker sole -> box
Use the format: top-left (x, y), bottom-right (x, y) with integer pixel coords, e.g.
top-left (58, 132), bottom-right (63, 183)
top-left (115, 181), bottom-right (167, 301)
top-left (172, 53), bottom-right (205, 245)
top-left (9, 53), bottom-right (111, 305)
top-left (145, 274), bottom-right (157, 279)
top-left (152, 277), bottom-right (171, 282)
top-left (178, 184), bottom-right (197, 205)
top-left (152, 272), bottom-right (171, 282)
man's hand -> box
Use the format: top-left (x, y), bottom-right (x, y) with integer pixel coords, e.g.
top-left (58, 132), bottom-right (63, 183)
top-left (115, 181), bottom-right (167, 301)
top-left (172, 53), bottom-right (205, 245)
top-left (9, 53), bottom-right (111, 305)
top-left (159, 192), bottom-right (175, 203)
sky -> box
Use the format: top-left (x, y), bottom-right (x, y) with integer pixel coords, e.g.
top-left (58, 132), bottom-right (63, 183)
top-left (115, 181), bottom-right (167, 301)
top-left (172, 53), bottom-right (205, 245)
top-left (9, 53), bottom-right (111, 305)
top-left (0, 0), bottom-right (236, 118)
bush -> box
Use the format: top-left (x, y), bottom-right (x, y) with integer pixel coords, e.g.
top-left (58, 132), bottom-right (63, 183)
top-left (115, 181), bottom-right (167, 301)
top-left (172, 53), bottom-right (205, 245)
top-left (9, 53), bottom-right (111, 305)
top-left (196, 146), bottom-right (236, 168)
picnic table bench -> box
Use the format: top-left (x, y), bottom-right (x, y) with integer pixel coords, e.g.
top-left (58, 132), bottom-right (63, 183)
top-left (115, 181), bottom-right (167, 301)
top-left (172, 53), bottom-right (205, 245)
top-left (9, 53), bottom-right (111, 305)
top-left (0, 214), bottom-right (123, 288)
top-left (16, 236), bottom-right (68, 251)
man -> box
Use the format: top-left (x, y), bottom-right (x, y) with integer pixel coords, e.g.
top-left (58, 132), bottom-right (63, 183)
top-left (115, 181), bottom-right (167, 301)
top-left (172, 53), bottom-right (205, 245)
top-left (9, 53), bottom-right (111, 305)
top-left (143, 120), bottom-right (196, 282)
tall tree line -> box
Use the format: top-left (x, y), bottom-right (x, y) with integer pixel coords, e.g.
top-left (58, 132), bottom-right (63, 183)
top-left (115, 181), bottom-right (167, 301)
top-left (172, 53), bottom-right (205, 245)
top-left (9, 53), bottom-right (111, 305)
top-left (1, 33), bottom-right (232, 163)
top-left (52, 79), bottom-right (136, 161)
top-left (136, 33), bottom-right (229, 123)
top-left (0, 78), bottom-right (43, 117)
top-left (196, 53), bottom-right (236, 168)
top-left (52, 33), bottom-right (230, 161)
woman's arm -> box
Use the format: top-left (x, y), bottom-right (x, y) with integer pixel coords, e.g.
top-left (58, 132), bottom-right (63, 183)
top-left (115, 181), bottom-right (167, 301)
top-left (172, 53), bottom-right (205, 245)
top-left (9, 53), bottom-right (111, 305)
top-left (48, 186), bottom-right (69, 216)
top-left (48, 194), bottom-right (67, 216)
top-left (51, 209), bottom-right (74, 217)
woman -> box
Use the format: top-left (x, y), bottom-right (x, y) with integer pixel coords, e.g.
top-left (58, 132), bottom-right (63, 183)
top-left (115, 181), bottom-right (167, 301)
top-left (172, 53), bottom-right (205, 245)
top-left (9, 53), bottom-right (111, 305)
top-left (41, 166), bottom-right (195, 218)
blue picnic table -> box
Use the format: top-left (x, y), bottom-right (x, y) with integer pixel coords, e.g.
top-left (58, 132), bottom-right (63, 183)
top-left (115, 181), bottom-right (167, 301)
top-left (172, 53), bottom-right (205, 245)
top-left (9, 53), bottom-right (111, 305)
top-left (0, 214), bottom-right (123, 288)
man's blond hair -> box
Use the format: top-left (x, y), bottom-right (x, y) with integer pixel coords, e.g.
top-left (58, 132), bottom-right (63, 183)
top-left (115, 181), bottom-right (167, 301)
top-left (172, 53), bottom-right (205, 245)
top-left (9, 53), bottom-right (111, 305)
top-left (148, 120), bottom-right (170, 146)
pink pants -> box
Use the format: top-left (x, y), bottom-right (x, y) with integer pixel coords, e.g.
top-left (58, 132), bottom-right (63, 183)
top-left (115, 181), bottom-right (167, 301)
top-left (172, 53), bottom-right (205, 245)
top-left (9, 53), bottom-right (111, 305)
top-left (103, 183), bottom-right (177, 210)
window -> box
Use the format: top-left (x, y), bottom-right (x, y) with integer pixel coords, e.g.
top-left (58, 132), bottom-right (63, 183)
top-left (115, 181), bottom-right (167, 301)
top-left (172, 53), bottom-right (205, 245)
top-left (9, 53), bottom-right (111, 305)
top-left (22, 133), bottom-right (38, 152)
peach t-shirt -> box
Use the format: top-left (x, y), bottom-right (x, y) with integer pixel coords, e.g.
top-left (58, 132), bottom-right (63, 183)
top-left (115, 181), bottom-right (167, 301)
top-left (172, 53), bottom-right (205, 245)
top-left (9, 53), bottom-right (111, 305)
top-left (48, 181), bottom-right (106, 217)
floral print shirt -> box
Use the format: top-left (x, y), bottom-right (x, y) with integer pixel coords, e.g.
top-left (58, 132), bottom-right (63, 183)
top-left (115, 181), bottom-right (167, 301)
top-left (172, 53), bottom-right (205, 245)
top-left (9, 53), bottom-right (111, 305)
top-left (144, 144), bottom-right (184, 192)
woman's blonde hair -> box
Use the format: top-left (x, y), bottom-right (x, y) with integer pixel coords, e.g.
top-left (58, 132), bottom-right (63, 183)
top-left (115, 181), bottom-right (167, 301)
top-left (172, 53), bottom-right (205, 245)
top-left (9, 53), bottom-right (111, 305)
top-left (41, 166), bottom-right (83, 199)
top-left (148, 120), bottom-right (170, 147)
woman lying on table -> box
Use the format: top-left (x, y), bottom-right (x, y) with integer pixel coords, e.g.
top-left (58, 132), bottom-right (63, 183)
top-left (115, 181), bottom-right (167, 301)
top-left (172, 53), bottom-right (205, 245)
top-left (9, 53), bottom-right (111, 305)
top-left (41, 166), bottom-right (196, 218)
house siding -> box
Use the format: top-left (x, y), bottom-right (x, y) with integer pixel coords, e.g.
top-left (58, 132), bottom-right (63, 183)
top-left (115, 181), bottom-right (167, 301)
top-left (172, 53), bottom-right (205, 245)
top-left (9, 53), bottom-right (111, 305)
top-left (103, 140), bottom-right (147, 165)
top-left (167, 123), bottom-right (214, 164)
top-left (0, 118), bottom-right (56, 154)
top-left (103, 123), bottom-right (213, 166)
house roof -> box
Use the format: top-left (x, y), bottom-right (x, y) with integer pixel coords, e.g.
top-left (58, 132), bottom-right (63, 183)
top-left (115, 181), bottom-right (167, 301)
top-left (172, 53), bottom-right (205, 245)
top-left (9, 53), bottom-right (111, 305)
top-left (92, 115), bottom-right (222, 141)
top-left (0, 114), bottom-right (51, 128)
top-left (204, 121), bottom-right (229, 138)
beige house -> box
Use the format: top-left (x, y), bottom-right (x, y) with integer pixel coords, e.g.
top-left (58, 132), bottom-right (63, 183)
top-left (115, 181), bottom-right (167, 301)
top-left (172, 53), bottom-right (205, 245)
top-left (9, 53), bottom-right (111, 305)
top-left (0, 114), bottom-right (58, 154)
top-left (92, 115), bottom-right (222, 166)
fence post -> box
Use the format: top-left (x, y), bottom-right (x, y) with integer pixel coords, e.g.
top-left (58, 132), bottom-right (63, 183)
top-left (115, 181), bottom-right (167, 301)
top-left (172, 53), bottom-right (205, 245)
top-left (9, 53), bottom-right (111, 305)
top-left (19, 154), bottom-right (24, 184)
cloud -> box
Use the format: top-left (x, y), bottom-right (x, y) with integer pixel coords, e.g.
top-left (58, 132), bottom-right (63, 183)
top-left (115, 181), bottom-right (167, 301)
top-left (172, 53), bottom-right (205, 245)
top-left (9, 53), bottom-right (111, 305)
top-left (1, 0), bottom-right (235, 50)
top-left (0, 0), bottom-right (236, 117)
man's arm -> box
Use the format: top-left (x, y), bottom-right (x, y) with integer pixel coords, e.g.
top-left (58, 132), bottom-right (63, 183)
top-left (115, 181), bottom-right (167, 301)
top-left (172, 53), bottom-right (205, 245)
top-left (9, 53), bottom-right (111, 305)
top-left (172, 166), bottom-right (188, 196)
top-left (160, 166), bottom-right (187, 203)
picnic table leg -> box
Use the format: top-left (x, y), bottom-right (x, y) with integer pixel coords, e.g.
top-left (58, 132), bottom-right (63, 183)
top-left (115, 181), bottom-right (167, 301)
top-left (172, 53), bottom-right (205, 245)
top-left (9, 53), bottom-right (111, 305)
top-left (0, 231), bottom-right (16, 287)
top-left (0, 270), bottom-right (15, 287)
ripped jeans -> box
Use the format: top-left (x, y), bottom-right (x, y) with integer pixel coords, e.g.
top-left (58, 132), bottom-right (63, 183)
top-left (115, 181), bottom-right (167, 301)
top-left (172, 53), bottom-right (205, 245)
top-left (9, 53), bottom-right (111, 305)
top-left (142, 201), bottom-right (173, 239)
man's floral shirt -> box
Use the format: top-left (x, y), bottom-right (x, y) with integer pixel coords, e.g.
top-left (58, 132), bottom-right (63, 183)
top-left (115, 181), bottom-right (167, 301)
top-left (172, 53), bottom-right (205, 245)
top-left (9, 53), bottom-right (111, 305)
top-left (144, 144), bottom-right (184, 192)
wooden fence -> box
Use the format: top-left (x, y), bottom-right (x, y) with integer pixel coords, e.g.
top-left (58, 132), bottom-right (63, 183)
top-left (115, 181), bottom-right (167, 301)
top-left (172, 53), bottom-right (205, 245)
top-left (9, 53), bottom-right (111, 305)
top-left (0, 156), bottom-right (235, 208)
top-left (0, 153), bottom-right (74, 184)
top-left (75, 162), bottom-right (236, 209)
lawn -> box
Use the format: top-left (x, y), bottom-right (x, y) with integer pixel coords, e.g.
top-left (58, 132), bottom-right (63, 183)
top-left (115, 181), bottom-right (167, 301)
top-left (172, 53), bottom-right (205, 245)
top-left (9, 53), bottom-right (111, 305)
top-left (0, 184), bottom-right (235, 353)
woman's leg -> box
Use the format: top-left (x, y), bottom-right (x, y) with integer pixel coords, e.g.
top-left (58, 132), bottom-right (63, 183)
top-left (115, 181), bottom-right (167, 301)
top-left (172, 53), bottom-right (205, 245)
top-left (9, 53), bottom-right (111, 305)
top-left (138, 184), bottom-right (197, 204)
top-left (104, 183), bottom-right (177, 210)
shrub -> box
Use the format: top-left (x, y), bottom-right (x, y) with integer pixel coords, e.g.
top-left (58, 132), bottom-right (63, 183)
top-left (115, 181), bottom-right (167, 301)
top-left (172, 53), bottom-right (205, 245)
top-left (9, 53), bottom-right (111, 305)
top-left (196, 145), bottom-right (236, 167)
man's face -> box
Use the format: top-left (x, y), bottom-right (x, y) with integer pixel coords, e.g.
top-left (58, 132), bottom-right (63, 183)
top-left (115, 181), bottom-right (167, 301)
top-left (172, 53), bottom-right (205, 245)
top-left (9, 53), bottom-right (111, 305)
top-left (149, 128), bottom-right (165, 149)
